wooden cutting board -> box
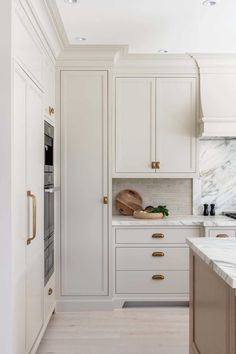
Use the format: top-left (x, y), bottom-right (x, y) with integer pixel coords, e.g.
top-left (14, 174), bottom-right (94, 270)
top-left (115, 189), bottom-right (143, 216)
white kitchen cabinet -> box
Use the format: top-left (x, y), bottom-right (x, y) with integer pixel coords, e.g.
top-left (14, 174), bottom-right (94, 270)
top-left (60, 71), bottom-right (108, 296)
top-left (114, 77), bottom-right (197, 177)
top-left (113, 226), bottom-right (202, 304)
top-left (13, 64), bottom-right (44, 354)
top-left (115, 78), bottom-right (155, 174)
top-left (205, 228), bottom-right (236, 238)
top-left (156, 78), bottom-right (196, 173)
top-left (44, 56), bottom-right (55, 121)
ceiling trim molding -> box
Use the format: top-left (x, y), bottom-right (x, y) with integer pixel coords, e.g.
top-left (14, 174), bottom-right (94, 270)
top-left (17, 0), bottom-right (65, 59)
top-left (57, 45), bottom-right (198, 73)
top-left (45, 0), bottom-right (69, 48)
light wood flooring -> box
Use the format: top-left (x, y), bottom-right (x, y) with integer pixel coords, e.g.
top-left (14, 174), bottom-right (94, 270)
top-left (37, 307), bottom-right (189, 354)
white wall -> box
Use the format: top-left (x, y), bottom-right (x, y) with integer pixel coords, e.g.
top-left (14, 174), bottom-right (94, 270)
top-left (0, 1), bottom-right (13, 353)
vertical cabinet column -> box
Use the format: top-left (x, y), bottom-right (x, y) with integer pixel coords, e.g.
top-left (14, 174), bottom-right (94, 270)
top-left (60, 71), bottom-right (108, 296)
top-left (13, 64), bottom-right (44, 354)
top-left (25, 78), bottom-right (44, 352)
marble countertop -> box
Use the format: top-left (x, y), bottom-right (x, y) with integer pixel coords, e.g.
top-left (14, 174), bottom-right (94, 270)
top-left (187, 238), bottom-right (236, 288)
top-left (112, 215), bottom-right (236, 227)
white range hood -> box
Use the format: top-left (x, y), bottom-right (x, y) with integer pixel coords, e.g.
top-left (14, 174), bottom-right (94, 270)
top-left (191, 54), bottom-right (236, 138)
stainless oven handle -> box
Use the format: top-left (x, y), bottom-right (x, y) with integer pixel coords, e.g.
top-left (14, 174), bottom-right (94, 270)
top-left (45, 187), bottom-right (60, 193)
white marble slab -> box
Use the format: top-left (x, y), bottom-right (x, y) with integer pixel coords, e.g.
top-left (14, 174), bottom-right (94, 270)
top-left (112, 215), bottom-right (236, 227)
top-left (187, 238), bottom-right (236, 288)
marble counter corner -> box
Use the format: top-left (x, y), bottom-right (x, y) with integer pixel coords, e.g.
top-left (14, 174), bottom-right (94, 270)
top-left (187, 237), bottom-right (236, 288)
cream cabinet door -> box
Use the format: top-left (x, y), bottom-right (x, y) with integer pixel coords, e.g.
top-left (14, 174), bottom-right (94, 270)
top-left (156, 78), bottom-right (197, 174)
top-left (13, 64), bottom-right (44, 354)
top-left (61, 71), bottom-right (108, 296)
top-left (25, 77), bottom-right (44, 352)
top-left (115, 78), bottom-right (155, 175)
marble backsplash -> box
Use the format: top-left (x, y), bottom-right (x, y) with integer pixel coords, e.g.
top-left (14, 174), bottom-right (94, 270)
top-left (193, 139), bottom-right (236, 215)
top-left (112, 179), bottom-right (193, 215)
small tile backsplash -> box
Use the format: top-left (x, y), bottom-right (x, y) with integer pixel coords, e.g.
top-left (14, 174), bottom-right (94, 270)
top-left (112, 179), bottom-right (193, 216)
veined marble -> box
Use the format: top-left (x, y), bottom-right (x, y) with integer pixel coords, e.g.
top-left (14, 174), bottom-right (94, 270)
top-left (112, 215), bottom-right (236, 227)
top-left (187, 237), bottom-right (236, 288)
top-left (193, 139), bottom-right (236, 215)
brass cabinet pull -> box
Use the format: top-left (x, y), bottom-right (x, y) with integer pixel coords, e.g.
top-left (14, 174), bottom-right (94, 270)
top-left (216, 234), bottom-right (229, 238)
top-left (27, 191), bottom-right (37, 245)
top-left (49, 106), bottom-right (55, 116)
top-left (103, 196), bottom-right (108, 205)
top-left (152, 233), bottom-right (164, 239)
top-left (151, 161), bottom-right (156, 169)
top-left (152, 251), bottom-right (165, 257)
top-left (156, 161), bottom-right (160, 169)
top-left (152, 275), bottom-right (165, 280)
top-left (48, 288), bottom-right (53, 296)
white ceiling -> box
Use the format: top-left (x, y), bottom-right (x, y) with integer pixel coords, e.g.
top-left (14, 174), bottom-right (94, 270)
top-left (55, 0), bottom-right (236, 53)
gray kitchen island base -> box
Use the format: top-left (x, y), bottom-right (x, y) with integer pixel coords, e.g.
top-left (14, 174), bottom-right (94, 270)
top-left (190, 250), bottom-right (236, 354)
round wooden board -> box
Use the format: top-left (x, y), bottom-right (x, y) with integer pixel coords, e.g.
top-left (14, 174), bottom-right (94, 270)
top-left (133, 210), bottom-right (164, 219)
top-left (115, 189), bottom-right (143, 216)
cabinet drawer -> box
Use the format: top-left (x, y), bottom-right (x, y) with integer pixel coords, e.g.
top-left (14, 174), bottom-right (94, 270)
top-left (208, 229), bottom-right (236, 238)
top-left (116, 270), bottom-right (189, 294)
top-left (115, 228), bottom-right (202, 244)
top-left (116, 247), bottom-right (189, 270)
top-left (44, 274), bottom-right (55, 321)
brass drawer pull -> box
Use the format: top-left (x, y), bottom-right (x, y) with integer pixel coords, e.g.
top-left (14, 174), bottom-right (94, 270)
top-left (152, 251), bottom-right (164, 257)
top-left (152, 275), bottom-right (165, 280)
top-left (151, 161), bottom-right (156, 169)
top-left (48, 288), bottom-right (53, 296)
top-left (216, 234), bottom-right (229, 238)
top-left (156, 161), bottom-right (160, 169)
top-left (152, 233), bottom-right (164, 239)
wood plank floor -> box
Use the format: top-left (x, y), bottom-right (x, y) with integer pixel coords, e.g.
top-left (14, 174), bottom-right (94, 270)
top-left (37, 307), bottom-right (189, 354)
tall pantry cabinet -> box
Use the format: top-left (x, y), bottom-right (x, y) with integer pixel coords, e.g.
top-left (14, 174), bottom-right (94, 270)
top-left (12, 2), bottom-right (56, 353)
top-left (13, 64), bottom-right (44, 353)
top-left (60, 71), bottom-right (109, 297)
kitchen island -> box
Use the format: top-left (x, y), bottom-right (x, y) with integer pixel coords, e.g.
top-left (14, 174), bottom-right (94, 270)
top-left (187, 238), bottom-right (236, 354)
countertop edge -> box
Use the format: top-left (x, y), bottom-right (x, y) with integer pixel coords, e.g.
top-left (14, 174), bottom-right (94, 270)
top-left (187, 238), bottom-right (236, 288)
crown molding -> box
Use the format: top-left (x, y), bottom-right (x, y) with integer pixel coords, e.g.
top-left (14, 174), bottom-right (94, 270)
top-left (190, 53), bottom-right (236, 73)
top-left (57, 45), bottom-right (199, 73)
top-left (16, 0), bottom-right (65, 60)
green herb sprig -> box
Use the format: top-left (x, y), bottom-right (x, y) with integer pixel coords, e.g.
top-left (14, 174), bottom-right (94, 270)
top-left (144, 205), bottom-right (169, 217)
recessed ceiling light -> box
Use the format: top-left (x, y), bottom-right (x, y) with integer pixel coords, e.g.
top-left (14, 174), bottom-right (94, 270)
top-left (202, 0), bottom-right (218, 6)
top-left (64, 0), bottom-right (78, 4)
top-left (158, 50), bottom-right (168, 53)
top-left (75, 37), bottom-right (87, 41)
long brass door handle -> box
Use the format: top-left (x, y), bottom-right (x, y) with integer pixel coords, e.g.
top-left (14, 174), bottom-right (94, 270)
top-left (152, 251), bottom-right (165, 257)
top-left (27, 191), bottom-right (37, 245)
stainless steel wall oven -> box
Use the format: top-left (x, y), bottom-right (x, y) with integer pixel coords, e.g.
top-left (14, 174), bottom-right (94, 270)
top-left (44, 122), bottom-right (54, 285)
